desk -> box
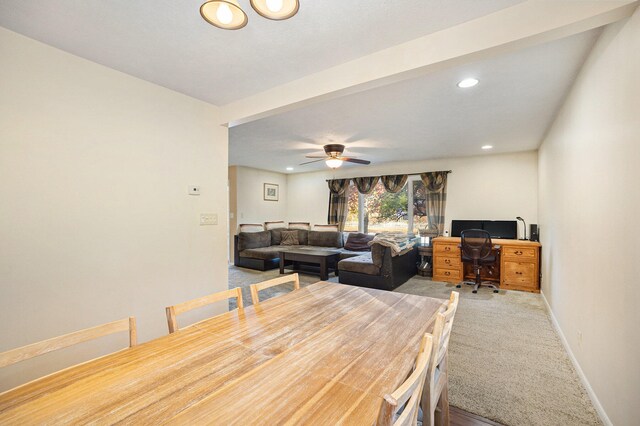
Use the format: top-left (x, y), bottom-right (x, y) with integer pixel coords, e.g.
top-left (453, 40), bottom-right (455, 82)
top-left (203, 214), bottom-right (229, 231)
top-left (0, 282), bottom-right (445, 425)
top-left (433, 237), bottom-right (541, 293)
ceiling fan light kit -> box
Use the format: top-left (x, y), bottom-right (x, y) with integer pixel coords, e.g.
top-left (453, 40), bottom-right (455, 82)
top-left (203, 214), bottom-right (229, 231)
top-left (201, 0), bottom-right (299, 29)
top-left (301, 144), bottom-right (371, 169)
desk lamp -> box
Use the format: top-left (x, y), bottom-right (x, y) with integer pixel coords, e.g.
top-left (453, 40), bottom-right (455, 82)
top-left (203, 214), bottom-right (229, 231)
top-left (516, 216), bottom-right (527, 240)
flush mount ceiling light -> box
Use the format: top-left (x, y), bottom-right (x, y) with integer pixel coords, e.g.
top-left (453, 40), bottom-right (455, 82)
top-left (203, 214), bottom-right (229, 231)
top-left (200, 0), bottom-right (248, 30)
top-left (250, 0), bottom-right (299, 20)
top-left (286, 167), bottom-right (294, 171)
top-left (482, 145), bottom-right (493, 150)
top-left (325, 158), bottom-right (343, 169)
top-left (457, 78), bottom-right (479, 88)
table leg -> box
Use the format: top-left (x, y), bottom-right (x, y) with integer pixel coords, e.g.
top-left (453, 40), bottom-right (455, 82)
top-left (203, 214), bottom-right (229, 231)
top-left (279, 255), bottom-right (285, 274)
top-left (320, 258), bottom-right (328, 281)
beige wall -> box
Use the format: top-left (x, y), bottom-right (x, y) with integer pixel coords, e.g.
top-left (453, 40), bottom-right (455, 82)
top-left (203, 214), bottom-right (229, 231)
top-left (0, 28), bottom-right (229, 390)
top-left (233, 166), bottom-right (288, 229)
top-left (538, 9), bottom-right (640, 426)
top-left (286, 151), bottom-right (539, 233)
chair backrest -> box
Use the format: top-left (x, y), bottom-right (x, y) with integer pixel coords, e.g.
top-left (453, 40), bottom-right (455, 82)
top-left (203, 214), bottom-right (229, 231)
top-left (0, 317), bottom-right (137, 368)
top-left (429, 292), bottom-right (460, 379)
top-left (165, 287), bottom-right (243, 333)
top-left (377, 333), bottom-right (434, 426)
top-left (460, 229), bottom-right (493, 260)
top-left (249, 273), bottom-right (300, 304)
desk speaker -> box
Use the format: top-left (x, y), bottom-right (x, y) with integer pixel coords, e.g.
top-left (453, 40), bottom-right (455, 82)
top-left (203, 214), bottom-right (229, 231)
top-left (530, 224), bottom-right (539, 242)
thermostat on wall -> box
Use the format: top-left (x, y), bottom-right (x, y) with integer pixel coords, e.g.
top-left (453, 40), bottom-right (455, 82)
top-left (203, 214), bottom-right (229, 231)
top-left (188, 186), bottom-right (200, 195)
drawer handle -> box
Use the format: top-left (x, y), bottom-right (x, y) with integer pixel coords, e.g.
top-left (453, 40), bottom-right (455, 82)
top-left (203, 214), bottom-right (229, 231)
top-left (444, 247), bottom-right (451, 252)
top-left (444, 259), bottom-right (451, 265)
top-left (516, 271), bottom-right (523, 275)
top-left (444, 271), bottom-right (451, 276)
top-left (514, 250), bottom-right (523, 255)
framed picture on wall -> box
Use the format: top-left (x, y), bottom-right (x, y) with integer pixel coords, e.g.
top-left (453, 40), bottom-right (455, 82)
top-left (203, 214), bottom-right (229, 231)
top-left (264, 183), bottom-right (279, 201)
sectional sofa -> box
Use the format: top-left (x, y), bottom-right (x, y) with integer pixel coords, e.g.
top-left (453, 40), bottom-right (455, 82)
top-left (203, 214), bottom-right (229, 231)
top-left (233, 225), bottom-right (418, 290)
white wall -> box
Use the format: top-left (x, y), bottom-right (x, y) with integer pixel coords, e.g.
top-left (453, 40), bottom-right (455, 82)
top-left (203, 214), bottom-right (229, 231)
top-left (234, 166), bottom-right (288, 228)
top-left (0, 28), bottom-right (229, 390)
top-left (538, 9), bottom-right (640, 426)
top-left (286, 151), bottom-right (538, 234)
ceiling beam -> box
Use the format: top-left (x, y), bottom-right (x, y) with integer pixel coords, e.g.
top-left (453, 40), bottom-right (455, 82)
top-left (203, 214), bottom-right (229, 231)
top-left (219, 0), bottom-right (638, 127)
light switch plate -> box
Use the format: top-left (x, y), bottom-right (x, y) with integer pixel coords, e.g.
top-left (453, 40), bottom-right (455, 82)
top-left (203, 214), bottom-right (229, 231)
top-left (200, 213), bottom-right (217, 225)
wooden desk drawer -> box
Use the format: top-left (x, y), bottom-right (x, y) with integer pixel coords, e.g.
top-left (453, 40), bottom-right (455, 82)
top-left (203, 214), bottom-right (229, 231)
top-left (435, 256), bottom-right (461, 269)
top-left (433, 268), bottom-right (461, 282)
top-left (503, 261), bottom-right (536, 283)
top-left (502, 247), bottom-right (537, 260)
top-left (434, 243), bottom-right (460, 256)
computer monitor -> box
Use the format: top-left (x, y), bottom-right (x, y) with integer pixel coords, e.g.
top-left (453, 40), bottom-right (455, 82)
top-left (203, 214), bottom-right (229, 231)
top-left (482, 220), bottom-right (518, 239)
top-left (451, 220), bottom-right (483, 237)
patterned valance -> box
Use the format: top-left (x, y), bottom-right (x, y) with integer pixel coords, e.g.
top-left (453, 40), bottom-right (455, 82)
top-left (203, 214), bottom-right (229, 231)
top-left (354, 176), bottom-right (379, 194)
top-left (327, 179), bottom-right (350, 195)
top-left (381, 175), bottom-right (408, 193)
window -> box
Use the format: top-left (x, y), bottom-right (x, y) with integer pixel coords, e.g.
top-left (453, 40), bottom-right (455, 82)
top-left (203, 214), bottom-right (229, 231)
top-left (347, 176), bottom-right (427, 234)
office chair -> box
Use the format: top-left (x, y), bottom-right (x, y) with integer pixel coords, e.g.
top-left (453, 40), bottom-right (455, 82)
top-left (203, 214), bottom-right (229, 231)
top-left (457, 229), bottom-right (499, 293)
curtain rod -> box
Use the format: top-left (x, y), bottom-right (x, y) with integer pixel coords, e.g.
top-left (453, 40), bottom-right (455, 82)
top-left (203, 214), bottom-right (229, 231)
top-left (325, 170), bottom-right (452, 182)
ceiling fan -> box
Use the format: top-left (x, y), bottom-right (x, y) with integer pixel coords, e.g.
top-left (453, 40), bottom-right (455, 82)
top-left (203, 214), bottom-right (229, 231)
top-left (300, 144), bottom-right (371, 169)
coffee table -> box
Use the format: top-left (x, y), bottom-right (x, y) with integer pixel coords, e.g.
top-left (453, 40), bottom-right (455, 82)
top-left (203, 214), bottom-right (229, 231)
top-left (279, 249), bottom-right (341, 280)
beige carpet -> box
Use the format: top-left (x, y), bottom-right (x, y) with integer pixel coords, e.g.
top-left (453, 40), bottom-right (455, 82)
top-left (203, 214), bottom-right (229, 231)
top-left (228, 266), bottom-right (601, 426)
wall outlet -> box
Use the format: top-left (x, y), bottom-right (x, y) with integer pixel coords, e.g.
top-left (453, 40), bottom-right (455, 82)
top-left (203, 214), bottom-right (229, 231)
top-left (200, 213), bottom-right (217, 225)
top-left (188, 186), bottom-right (201, 195)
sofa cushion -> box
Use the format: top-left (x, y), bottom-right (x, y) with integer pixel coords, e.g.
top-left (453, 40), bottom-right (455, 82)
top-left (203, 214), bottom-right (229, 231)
top-left (297, 229), bottom-right (309, 245)
top-left (344, 233), bottom-right (374, 251)
top-left (338, 250), bottom-right (365, 260)
top-left (281, 230), bottom-right (300, 245)
top-left (239, 246), bottom-right (282, 260)
top-left (237, 230), bottom-right (271, 251)
top-left (308, 230), bottom-right (343, 248)
top-left (338, 253), bottom-right (380, 275)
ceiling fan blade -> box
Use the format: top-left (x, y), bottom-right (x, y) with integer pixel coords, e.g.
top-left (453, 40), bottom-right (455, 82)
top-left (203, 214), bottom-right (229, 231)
top-left (300, 158), bottom-right (327, 165)
top-left (304, 155), bottom-right (327, 159)
top-left (342, 157), bottom-right (371, 165)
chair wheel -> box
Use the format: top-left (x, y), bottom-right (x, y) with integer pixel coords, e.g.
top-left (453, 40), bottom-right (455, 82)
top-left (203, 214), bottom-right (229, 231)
top-left (472, 290), bottom-right (477, 294)
top-left (493, 290), bottom-right (499, 293)
top-left (456, 284), bottom-right (461, 288)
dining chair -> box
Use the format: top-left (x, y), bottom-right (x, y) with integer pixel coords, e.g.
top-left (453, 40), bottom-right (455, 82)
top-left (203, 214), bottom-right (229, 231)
top-left (249, 273), bottom-right (300, 304)
top-left (165, 287), bottom-right (244, 333)
top-left (422, 291), bottom-right (459, 426)
top-left (0, 317), bottom-right (137, 368)
top-left (377, 333), bottom-right (434, 426)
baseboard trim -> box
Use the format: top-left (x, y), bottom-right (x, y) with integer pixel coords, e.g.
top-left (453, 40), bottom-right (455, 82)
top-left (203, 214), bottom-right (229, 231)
top-left (540, 291), bottom-right (612, 426)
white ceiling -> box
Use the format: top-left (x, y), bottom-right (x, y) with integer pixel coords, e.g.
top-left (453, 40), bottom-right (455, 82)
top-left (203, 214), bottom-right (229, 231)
top-left (0, 0), bottom-right (522, 106)
top-left (229, 29), bottom-right (601, 173)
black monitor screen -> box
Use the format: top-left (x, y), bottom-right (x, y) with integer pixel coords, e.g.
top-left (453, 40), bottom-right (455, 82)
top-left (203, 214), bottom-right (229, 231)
top-left (451, 220), bottom-right (483, 237)
top-left (483, 220), bottom-right (517, 239)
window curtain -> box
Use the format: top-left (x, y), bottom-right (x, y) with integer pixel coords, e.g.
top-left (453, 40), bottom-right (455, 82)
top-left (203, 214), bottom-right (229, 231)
top-left (381, 175), bottom-right (408, 193)
top-left (327, 179), bottom-right (350, 231)
top-left (354, 176), bottom-right (379, 194)
top-left (420, 171), bottom-right (448, 236)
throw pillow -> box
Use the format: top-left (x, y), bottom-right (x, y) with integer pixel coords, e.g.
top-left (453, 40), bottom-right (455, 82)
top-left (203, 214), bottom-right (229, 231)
top-left (308, 230), bottom-right (342, 248)
top-left (280, 230), bottom-right (300, 246)
top-left (344, 233), bottom-right (374, 251)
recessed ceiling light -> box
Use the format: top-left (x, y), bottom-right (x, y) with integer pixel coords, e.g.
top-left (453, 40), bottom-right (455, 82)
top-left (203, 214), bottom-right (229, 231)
top-left (457, 78), bottom-right (479, 88)
top-left (482, 145), bottom-right (493, 150)
top-left (286, 167), bottom-right (294, 171)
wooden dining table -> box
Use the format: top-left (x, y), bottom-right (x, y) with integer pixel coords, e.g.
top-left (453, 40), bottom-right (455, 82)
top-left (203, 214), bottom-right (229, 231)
top-left (0, 281), bottom-right (446, 425)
